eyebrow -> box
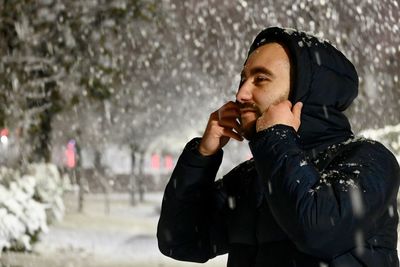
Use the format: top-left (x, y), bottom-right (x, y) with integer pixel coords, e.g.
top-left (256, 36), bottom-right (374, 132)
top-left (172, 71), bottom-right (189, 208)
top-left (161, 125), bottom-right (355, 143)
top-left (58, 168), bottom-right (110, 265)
top-left (241, 66), bottom-right (275, 80)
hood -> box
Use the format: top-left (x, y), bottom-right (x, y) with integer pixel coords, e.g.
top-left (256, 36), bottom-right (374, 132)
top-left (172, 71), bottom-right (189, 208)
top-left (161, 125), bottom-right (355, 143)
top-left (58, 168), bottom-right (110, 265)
top-left (247, 27), bottom-right (358, 155)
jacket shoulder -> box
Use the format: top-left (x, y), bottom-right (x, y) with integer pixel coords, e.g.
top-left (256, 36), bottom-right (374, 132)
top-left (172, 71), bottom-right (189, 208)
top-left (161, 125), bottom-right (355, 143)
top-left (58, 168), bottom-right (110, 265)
top-left (325, 137), bottom-right (400, 190)
top-left (338, 137), bottom-right (398, 165)
top-left (319, 136), bottom-right (397, 164)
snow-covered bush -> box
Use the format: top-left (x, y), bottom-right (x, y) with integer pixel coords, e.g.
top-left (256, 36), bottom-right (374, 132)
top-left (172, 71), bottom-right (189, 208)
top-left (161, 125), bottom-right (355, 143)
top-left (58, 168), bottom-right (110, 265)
top-left (25, 163), bottom-right (70, 223)
top-left (0, 163), bottom-right (68, 253)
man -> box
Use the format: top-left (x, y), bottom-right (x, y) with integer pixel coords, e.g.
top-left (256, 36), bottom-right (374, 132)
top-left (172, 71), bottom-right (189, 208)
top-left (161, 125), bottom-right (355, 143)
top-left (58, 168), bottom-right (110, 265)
top-left (157, 27), bottom-right (400, 266)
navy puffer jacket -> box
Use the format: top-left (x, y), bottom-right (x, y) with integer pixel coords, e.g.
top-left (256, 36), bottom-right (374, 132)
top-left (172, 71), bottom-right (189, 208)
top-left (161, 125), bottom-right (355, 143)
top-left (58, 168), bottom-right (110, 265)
top-left (157, 27), bottom-right (400, 266)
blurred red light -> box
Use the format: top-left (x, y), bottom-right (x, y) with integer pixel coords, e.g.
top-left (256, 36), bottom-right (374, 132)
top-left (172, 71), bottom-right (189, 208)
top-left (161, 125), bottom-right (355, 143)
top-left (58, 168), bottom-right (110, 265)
top-left (165, 155), bottom-right (174, 170)
top-left (1, 128), bottom-right (9, 137)
top-left (151, 154), bottom-right (160, 169)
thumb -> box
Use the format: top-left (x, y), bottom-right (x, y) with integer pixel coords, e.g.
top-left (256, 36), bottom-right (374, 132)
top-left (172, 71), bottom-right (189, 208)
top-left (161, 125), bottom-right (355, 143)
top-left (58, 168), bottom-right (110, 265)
top-left (292, 102), bottom-right (303, 120)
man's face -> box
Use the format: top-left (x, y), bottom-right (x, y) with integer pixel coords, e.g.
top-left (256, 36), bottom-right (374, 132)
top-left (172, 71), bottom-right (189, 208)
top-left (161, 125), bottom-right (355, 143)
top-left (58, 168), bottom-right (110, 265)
top-left (236, 42), bottom-right (291, 140)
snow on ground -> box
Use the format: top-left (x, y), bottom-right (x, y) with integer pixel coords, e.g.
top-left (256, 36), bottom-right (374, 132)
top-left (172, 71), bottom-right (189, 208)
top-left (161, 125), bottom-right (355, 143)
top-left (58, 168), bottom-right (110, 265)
top-left (1, 191), bottom-right (399, 266)
top-left (0, 192), bottom-right (227, 267)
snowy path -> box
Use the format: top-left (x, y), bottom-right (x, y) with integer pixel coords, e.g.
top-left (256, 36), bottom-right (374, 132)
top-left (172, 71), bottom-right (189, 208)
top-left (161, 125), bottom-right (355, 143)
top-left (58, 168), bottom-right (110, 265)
top-left (1, 192), bottom-right (227, 267)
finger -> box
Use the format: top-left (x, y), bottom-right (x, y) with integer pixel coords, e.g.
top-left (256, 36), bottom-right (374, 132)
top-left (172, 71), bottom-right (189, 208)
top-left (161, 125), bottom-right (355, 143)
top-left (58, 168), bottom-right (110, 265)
top-left (225, 100), bottom-right (240, 108)
top-left (218, 108), bottom-right (240, 123)
top-left (219, 107), bottom-right (240, 117)
top-left (215, 101), bottom-right (239, 117)
top-left (292, 102), bottom-right (303, 120)
top-left (222, 128), bottom-right (243, 141)
top-left (218, 119), bottom-right (241, 133)
top-left (220, 104), bottom-right (240, 115)
top-left (221, 101), bottom-right (240, 111)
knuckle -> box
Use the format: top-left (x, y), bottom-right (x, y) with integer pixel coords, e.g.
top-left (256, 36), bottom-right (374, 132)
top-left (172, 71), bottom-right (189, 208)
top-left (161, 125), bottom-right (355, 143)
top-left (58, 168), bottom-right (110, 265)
top-left (210, 122), bottom-right (220, 129)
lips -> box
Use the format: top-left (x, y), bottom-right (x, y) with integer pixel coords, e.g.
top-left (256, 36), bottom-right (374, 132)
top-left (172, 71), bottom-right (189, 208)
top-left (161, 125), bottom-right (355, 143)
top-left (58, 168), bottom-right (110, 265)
top-left (240, 109), bottom-right (257, 114)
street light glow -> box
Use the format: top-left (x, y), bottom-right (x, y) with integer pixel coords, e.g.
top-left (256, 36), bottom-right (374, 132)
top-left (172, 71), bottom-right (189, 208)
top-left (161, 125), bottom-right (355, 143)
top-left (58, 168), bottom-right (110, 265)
top-left (1, 135), bottom-right (8, 145)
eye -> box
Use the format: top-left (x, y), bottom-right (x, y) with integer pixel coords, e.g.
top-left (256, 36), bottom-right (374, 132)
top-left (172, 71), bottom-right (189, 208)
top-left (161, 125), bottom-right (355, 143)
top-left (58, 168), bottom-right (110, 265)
top-left (254, 75), bottom-right (269, 83)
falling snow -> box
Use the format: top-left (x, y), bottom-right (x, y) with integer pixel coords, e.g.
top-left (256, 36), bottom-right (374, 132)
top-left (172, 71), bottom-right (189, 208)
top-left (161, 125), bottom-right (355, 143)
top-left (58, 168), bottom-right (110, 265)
top-left (0, 0), bottom-right (399, 265)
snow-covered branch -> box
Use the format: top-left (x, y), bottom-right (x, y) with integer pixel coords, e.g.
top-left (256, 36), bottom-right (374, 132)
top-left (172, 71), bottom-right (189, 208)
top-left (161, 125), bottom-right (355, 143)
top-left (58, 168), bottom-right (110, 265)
top-left (0, 164), bottom-right (69, 253)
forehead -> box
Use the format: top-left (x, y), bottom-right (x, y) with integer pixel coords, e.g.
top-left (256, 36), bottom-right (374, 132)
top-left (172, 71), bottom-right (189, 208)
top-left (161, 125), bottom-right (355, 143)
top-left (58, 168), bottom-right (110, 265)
top-left (243, 42), bottom-right (290, 72)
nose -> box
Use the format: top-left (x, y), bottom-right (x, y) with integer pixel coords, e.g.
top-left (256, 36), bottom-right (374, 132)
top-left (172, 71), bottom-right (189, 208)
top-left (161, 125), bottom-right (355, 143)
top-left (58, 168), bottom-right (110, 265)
top-left (236, 80), bottom-right (253, 103)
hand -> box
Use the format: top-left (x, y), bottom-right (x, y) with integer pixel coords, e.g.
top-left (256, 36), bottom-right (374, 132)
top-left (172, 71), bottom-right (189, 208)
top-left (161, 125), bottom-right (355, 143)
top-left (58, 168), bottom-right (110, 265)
top-left (198, 101), bottom-right (244, 156)
top-left (256, 100), bottom-right (303, 132)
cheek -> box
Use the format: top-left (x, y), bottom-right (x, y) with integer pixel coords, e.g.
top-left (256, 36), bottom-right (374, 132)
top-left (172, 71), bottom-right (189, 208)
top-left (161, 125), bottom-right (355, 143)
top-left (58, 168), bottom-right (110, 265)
top-left (253, 83), bottom-right (290, 112)
top-left (253, 90), bottom-right (273, 112)
top-left (273, 80), bottom-right (290, 100)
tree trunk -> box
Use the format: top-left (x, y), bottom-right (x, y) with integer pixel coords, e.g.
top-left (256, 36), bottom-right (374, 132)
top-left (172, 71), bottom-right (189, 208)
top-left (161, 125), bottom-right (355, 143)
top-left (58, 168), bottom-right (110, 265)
top-left (130, 151), bottom-right (136, 206)
top-left (26, 99), bottom-right (53, 163)
top-left (75, 140), bottom-right (85, 213)
top-left (138, 150), bottom-right (145, 202)
top-left (94, 150), bottom-right (111, 215)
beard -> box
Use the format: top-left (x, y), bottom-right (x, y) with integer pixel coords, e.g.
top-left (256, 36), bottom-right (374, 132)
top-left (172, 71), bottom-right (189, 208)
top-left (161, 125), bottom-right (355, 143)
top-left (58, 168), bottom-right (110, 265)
top-left (236, 93), bottom-right (290, 140)
top-left (237, 102), bottom-right (262, 140)
top-left (240, 119), bottom-right (257, 140)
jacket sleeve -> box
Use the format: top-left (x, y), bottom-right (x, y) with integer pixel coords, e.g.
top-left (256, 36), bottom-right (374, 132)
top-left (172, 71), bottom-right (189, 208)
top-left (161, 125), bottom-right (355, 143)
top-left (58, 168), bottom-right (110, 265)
top-left (249, 124), bottom-right (400, 260)
top-left (157, 138), bottom-right (229, 263)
